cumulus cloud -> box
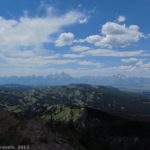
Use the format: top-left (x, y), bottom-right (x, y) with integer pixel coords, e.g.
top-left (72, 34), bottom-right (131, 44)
top-left (121, 57), bottom-right (139, 63)
top-left (0, 8), bottom-right (85, 67)
top-left (83, 35), bottom-right (102, 45)
top-left (117, 16), bottom-right (126, 22)
top-left (0, 7), bottom-right (149, 77)
top-left (0, 11), bottom-right (83, 49)
top-left (55, 32), bottom-right (75, 47)
top-left (79, 17), bottom-right (88, 24)
top-left (71, 45), bottom-right (90, 52)
top-left (80, 21), bottom-right (144, 48)
top-left (63, 53), bottom-right (84, 58)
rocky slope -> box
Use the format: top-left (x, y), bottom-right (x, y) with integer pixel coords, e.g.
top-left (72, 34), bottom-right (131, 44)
top-left (0, 106), bottom-right (150, 150)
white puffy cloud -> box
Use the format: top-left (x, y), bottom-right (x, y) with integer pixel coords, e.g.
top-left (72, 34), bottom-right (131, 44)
top-left (55, 32), bottom-right (75, 47)
top-left (121, 57), bottom-right (139, 63)
top-left (80, 21), bottom-right (144, 48)
top-left (84, 35), bottom-right (102, 45)
top-left (0, 8), bottom-right (85, 68)
top-left (0, 8), bottom-right (149, 77)
top-left (117, 16), bottom-right (126, 23)
top-left (79, 18), bottom-right (88, 24)
top-left (71, 45), bottom-right (90, 52)
top-left (0, 11), bottom-right (83, 49)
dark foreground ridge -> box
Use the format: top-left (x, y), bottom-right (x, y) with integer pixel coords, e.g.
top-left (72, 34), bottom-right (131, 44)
top-left (0, 106), bottom-right (150, 150)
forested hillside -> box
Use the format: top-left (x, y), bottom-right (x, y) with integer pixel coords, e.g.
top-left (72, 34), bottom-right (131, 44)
top-left (0, 84), bottom-right (149, 116)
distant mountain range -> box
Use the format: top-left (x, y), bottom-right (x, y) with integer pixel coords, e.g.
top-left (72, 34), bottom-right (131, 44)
top-left (0, 73), bottom-right (150, 91)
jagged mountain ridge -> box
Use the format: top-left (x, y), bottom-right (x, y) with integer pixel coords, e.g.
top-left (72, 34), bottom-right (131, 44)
top-left (0, 73), bottom-right (150, 91)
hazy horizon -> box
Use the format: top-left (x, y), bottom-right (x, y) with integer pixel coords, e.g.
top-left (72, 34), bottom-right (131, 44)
top-left (0, 72), bottom-right (149, 78)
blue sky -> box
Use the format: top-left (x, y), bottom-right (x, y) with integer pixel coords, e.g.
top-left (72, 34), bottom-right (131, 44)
top-left (0, 0), bottom-right (149, 77)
